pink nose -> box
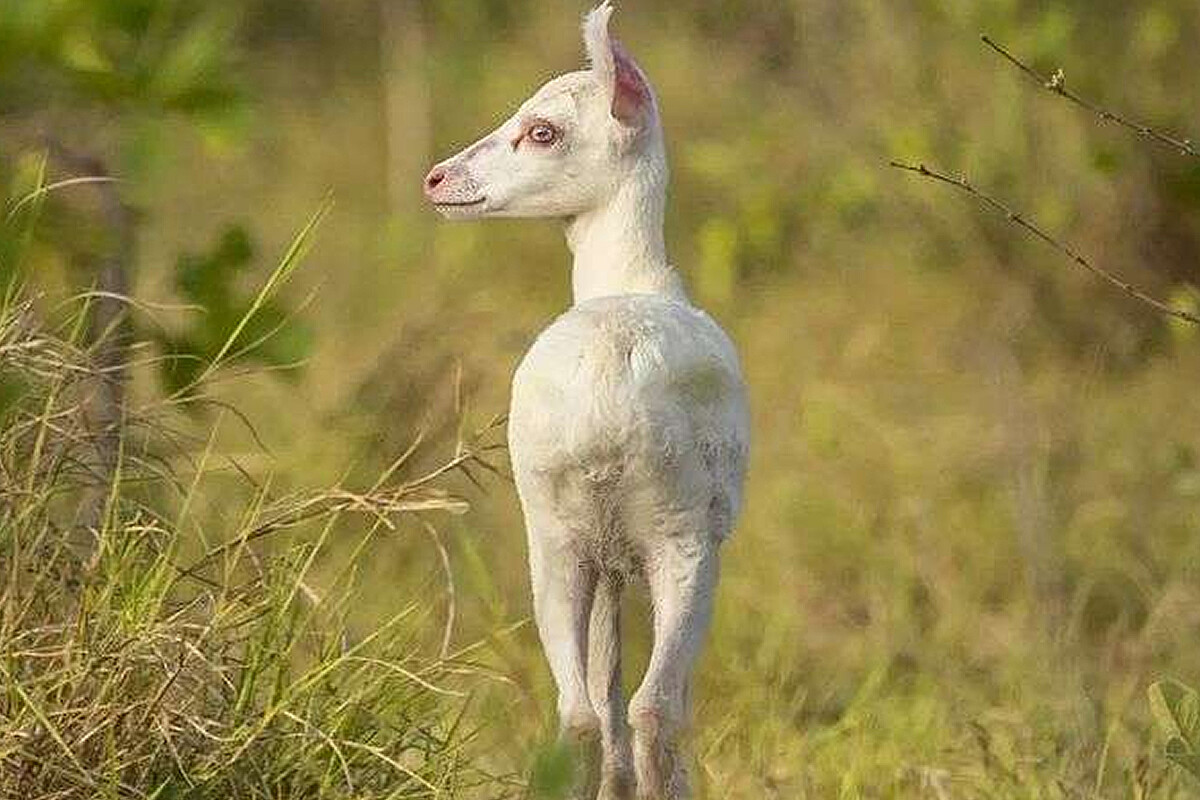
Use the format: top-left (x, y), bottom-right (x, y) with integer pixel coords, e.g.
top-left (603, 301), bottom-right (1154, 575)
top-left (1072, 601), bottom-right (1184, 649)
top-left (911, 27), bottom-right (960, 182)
top-left (423, 167), bottom-right (446, 197)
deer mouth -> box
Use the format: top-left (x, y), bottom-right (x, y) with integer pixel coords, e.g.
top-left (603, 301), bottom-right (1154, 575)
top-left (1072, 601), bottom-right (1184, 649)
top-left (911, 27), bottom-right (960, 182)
top-left (432, 197), bottom-right (486, 208)
top-left (431, 195), bottom-right (488, 219)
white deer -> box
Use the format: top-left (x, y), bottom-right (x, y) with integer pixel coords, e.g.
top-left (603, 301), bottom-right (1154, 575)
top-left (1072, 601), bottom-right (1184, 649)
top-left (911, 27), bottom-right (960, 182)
top-left (423, 4), bottom-right (748, 798)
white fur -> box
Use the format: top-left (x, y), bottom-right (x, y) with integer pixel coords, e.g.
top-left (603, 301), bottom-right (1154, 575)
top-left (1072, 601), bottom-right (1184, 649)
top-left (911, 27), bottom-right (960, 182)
top-left (584, 1), bottom-right (617, 97)
top-left (425, 5), bottom-right (748, 798)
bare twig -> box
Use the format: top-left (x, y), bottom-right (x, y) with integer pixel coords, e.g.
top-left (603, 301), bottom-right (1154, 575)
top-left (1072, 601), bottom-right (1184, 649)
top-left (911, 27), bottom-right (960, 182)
top-left (981, 34), bottom-right (1200, 161)
top-left (890, 160), bottom-right (1200, 326)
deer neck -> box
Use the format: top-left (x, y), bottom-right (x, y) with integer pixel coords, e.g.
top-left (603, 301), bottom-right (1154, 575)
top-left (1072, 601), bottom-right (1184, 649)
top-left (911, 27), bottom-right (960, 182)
top-left (565, 153), bottom-right (685, 304)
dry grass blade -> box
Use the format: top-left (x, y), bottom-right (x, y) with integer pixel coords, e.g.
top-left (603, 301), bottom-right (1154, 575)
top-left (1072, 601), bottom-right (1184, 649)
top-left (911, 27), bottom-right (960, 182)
top-left (6, 176), bottom-right (123, 221)
top-left (890, 160), bottom-right (1200, 326)
top-left (421, 520), bottom-right (457, 659)
top-left (0, 662), bottom-right (90, 779)
top-left (179, 479), bottom-right (473, 578)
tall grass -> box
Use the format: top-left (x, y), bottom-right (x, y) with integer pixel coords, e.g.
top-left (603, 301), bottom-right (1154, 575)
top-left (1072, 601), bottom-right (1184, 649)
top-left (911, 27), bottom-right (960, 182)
top-left (0, 205), bottom-right (515, 797)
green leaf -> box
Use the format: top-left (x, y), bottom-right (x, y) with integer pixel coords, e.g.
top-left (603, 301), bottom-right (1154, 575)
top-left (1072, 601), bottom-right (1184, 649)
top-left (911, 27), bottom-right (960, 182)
top-left (1148, 680), bottom-right (1200, 781)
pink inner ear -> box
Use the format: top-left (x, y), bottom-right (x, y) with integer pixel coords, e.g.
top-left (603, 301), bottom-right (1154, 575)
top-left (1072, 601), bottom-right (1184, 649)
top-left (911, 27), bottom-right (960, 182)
top-left (611, 42), bottom-right (652, 125)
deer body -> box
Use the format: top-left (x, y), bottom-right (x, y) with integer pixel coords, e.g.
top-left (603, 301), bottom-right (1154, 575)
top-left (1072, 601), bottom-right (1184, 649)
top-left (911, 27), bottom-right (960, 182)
top-left (511, 293), bottom-right (746, 570)
top-left (424, 5), bottom-right (747, 797)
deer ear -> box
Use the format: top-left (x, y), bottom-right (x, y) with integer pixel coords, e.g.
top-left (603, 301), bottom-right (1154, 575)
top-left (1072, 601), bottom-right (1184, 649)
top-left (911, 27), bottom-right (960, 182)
top-left (609, 42), bottom-right (653, 126)
top-left (584, 1), bottom-right (654, 128)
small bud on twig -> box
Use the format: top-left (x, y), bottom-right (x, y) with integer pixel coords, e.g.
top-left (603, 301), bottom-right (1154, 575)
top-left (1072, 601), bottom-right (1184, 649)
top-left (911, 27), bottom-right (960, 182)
top-left (980, 34), bottom-right (1200, 161)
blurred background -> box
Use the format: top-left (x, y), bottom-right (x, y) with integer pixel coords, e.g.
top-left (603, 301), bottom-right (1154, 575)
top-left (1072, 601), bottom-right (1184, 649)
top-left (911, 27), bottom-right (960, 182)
top-left (3, 0), bottom-right (1200, 796)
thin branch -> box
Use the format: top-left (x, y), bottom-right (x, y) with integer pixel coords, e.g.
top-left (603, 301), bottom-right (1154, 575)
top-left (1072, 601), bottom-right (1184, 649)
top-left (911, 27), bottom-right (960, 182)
top-left (981, 34), bottom-right (1200, 161)
top-left (890, 160), bottom-right (1200, 326)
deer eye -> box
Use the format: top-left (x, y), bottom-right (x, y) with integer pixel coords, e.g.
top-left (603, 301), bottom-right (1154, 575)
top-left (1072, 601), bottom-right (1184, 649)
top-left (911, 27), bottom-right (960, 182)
top-left (527, 122), bottom-right (560, 146)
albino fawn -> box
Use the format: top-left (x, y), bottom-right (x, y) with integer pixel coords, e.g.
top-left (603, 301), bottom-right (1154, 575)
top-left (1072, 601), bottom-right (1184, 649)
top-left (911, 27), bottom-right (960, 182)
top-left (424, 4), bottom-right (748, 798)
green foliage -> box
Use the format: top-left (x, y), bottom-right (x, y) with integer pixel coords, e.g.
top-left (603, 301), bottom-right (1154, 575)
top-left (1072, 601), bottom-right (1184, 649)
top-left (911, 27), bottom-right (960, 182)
top-left (0, 0), bottom-right (243, 119)
top-left (156, 225), bottom-right (313, 396)
top-left (1150, 681), bottom-right (1200, 782)
top-left (0, 0), bottom-right (285, 401)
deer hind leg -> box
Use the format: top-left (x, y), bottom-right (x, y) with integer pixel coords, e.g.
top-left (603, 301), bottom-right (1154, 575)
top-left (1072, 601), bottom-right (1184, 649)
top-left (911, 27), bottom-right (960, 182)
top-left (589, 574), bottom-right (634, 799)
top-left (629, 536), bottom-right (720, 800)
top-left (527, 516), bottom-right (601, 798)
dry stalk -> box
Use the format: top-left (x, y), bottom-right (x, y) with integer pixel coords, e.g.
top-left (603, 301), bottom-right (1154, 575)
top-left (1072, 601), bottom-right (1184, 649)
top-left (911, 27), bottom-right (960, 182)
top-left (981, 34), bottom-right (1199, 161)
top-left (890, 160), bottom-right (1200, 326)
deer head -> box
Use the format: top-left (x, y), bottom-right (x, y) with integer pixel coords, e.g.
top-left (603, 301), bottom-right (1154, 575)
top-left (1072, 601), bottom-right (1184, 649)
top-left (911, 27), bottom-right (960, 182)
top-left (423, 2), bottom-right (664, 221)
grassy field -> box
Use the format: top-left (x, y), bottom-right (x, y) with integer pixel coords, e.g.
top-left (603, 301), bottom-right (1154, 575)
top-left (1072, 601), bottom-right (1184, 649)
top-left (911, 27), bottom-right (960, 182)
top-left (4, 0), bottom-right (1200, 797)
